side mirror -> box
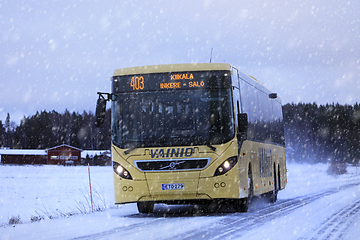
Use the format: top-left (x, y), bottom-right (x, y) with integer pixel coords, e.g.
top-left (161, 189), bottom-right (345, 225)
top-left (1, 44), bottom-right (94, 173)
top-left (95, 98), bottom-right (106, 128)
top-left (238, 113), bottom-right (248, 140)
top-left (269, 93), bottom-right (277, 99)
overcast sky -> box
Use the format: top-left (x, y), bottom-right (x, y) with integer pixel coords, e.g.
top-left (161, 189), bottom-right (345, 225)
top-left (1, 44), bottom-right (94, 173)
top-left (1, 0), bottom-right (359, 124)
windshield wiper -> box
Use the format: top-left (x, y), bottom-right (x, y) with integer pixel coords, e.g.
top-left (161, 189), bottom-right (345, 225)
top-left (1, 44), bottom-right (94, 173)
top-left (123, 140), bottom-right (157, 154)
top-left (188, 136), bottom-right (216, 152)
top-left (206, 143), bottom-right (216, 151)
top-left (124, 145), bottom-right (137, 155)
top-left (123, 136), bottom-right (216, 154)
top-left (121, 140), bottom-right (143, 155)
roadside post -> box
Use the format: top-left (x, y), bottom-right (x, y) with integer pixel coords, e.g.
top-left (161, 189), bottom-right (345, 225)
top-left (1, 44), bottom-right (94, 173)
top-left (88, 163), bottom-right (94, 212)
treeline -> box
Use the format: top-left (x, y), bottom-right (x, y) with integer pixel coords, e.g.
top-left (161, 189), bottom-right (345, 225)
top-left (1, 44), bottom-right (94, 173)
top-left (1, 103), bottom-right (360, 164)
top-left (283, 102), bottom-right (360, 164)
top-left (0, 110), bottom-right (111, 150)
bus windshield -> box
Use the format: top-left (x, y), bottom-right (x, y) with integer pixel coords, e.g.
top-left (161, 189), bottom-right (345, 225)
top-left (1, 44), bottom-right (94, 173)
top-left (111, 88), bottom-right (235, 148)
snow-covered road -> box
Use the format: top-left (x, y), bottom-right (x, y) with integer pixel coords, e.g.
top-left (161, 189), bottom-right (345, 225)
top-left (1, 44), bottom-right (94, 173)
top-left (71, 183), bottom-right (360, 240)
top-left (1, 163), bottom-right (360, 240)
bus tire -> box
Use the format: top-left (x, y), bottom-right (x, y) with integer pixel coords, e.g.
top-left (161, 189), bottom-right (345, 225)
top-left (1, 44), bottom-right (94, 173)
top-left (137, 201), bottom-right (154, 214)
top-left (248, 165), bottom-right (254, 201)
top-left (233, 198), bottom-right (249, 212)
top-left (205, 200), bottom-right (219, 213)
top-left (270, 188), bottom-right (277, 203)
top-left (278, 165), bottom-right (281, 190)
top-left (269, 164), bottom-right (278, 203)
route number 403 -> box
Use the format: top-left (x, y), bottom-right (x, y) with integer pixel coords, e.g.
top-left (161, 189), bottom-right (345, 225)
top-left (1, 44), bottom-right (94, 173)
top-left (130, 76), bottom-right (144, 90)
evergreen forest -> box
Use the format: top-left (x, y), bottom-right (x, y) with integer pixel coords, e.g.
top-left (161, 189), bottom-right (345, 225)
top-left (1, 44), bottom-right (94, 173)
top-left (0, 102), bottom-right (359, 164)
top-left (0, 110), bottom-right (111, 151)
top-left (283, 103), bottom-right (360, 164)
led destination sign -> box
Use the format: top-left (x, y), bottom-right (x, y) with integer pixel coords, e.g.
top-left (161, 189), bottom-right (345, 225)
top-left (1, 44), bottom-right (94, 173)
top-left (112, 71), bottom-right (231, 93)
top-left (171, 73), bottom-right (194, 80)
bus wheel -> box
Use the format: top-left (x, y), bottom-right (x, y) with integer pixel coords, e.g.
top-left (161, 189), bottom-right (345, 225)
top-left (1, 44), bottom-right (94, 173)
top-left (248, 165), bottom-right (254, 201)
top-left (269, 166), bottom-right (278, 203)
top-left (270, 187), bottom-right (277, 203)
top-left (205, 200), bottom-right (220, 213)
top-left (233, 198), bottom-right (249, 212)
top-left (137, 201), bottom-right (154, 214)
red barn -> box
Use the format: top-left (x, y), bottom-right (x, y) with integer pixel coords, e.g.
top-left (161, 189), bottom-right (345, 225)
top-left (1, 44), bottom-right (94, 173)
top-left (0, 149), bottom-right (47, 164)
top-left (46, 144), bottom-right (82, 165)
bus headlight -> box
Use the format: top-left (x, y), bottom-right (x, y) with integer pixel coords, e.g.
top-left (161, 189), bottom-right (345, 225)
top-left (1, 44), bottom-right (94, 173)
top-left (113, 162), bottom-right (133, 180)
top-left (214, 156), bottom-right (238, 176)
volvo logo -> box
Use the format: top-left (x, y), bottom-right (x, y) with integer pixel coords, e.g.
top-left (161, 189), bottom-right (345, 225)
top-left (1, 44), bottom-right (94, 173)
top-left (160, 161), bottom-right (186, 170)
top-left (169, 162), bottom-right (177, 169)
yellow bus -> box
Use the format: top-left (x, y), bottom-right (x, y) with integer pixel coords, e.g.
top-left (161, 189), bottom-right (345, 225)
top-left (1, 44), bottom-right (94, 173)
top-left (95, 63), bottom-right (287, 213)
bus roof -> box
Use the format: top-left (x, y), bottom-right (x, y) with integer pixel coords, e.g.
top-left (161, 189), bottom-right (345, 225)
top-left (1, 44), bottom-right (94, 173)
top-left (113, 63), bottom-right (231, 76)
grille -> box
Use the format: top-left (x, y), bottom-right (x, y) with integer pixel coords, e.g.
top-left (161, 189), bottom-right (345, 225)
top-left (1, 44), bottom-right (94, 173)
top-left (134, 158), bottom-right (210, 172)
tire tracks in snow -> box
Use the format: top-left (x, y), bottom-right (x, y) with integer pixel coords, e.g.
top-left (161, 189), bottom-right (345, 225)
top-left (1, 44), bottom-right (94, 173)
top-left (174, 192), bottom-right (333, 240)
top-left (72, 183), bottom-right (359, 240)
top-left (298, 198), bottom-right (360, 240)
top-left (72, 217), bottom-right (166, 240)
top-left (173, 183), bottom-right (359, 240)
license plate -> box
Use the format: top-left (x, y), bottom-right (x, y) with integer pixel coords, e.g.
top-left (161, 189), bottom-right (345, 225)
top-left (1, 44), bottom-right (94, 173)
top-left (162, 183), bottom-right (184, 190)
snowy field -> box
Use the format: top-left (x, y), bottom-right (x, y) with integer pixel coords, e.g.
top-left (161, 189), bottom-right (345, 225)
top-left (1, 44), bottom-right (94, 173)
top-left (0, 165), bottom-right (115, 226)
top-left (1, 162), bottom-right (360, 239)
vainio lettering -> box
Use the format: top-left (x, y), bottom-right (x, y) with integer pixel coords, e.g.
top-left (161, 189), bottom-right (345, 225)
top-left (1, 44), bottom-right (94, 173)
top-left (150, 147), bottom-right (193, 158)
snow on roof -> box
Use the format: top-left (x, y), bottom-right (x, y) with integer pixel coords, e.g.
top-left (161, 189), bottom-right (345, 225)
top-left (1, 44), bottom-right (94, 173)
top-left (46, 144), bottom-right (83, 152)
top-left (0, 148), bottom-right (110, 157)
top-left (0, 149), bottom-right (47, 156)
